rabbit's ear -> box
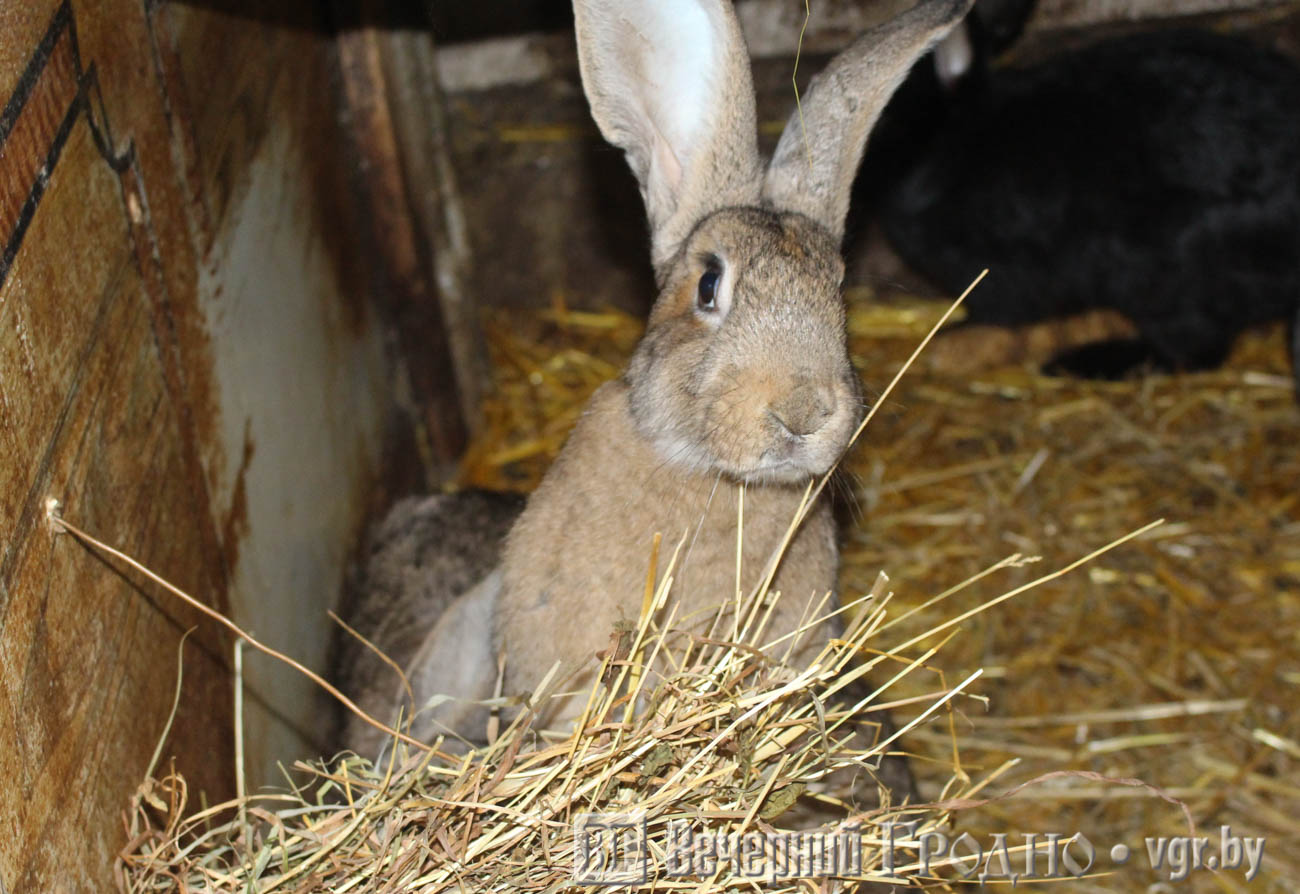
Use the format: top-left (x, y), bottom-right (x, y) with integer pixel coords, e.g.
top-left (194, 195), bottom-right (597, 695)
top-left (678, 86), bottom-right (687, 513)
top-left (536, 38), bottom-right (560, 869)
top-left (763, 0), bottom-right (974, 241)
top-left (573, 0), bottom-right (762, 271)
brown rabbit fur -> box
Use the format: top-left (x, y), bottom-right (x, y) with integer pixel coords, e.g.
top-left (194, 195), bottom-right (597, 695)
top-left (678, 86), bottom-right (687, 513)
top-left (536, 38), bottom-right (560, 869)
top-left (497, 211), bottom-right (855, 728)
top-left (359, 0), bottom-right (973, 782)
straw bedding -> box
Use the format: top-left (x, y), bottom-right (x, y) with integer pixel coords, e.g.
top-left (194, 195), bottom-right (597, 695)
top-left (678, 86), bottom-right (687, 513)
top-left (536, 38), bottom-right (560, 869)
top-left (457, 290), bottom-right (1300, 891)
top-left (117, 286), bottom-right (1299, 891)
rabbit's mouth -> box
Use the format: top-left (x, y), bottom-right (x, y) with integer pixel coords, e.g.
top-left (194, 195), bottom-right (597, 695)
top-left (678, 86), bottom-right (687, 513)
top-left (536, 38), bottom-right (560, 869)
top-left (716, 416), bottom-right (858, 484)
top-left (749, 439), bottom-right (845, 483)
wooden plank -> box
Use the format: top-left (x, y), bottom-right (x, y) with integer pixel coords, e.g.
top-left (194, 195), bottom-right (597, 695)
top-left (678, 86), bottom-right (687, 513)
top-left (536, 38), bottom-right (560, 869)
top-left (378, 28), bottom-right (491, 438)
top-left (336, 24), bottom-right (471, 462)
top-left (0, 67), bottom-right (234, 887)
top-left (0, 3), bottom-right (78, 289)
top-left (0, 4), bottom-right (52, 99)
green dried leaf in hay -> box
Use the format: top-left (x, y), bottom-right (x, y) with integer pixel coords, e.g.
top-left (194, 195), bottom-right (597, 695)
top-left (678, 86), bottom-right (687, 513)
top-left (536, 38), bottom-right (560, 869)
top-left (640, 743), bottom-right (675, 780)
top-left (759, 783), bottom-right (807, 820)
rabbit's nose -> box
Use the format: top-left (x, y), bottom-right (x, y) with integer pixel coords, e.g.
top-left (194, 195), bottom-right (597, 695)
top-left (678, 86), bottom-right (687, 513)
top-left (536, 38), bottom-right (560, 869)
top-left (768, 385), bottom-right (836, 438)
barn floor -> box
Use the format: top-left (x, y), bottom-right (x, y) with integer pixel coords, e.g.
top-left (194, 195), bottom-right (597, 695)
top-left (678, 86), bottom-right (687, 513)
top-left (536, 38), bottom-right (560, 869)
top-left (457, 261), bottom-right (1300, 891)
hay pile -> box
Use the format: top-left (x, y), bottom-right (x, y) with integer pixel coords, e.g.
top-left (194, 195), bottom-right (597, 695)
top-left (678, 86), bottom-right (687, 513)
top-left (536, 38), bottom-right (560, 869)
top-left (119, 540), bottom-right (1019, 890)
top-left (456, 291), bottom-right (1299, 891)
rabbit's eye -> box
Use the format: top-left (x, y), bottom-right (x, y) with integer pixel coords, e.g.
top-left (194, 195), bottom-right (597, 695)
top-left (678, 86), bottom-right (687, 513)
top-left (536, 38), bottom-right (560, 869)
top-left (697, 270), bottom-right (721, 311)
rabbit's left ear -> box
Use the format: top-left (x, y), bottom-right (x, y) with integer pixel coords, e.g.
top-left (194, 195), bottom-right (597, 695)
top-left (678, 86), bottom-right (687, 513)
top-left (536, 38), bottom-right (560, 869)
top-left (763, 0), bottom-right (975, 242)
top-left (573, 0), bottom-right (762, 272)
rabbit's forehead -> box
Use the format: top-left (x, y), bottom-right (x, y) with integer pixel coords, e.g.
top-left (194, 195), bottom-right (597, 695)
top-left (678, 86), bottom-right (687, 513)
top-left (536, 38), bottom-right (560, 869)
top-left (687, 209), bottom-right (842, 282)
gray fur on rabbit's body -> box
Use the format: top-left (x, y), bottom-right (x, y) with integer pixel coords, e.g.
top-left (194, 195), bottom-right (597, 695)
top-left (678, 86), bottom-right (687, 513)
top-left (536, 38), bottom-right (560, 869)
top-left (337, 0), bottom-right (973, 805)
top-left (334, 490), bottom-right (521, 758)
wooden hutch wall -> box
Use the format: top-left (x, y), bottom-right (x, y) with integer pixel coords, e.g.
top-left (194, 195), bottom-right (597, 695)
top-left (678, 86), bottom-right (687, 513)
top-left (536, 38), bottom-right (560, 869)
top-left (0, 0), bottom-right (464, 888)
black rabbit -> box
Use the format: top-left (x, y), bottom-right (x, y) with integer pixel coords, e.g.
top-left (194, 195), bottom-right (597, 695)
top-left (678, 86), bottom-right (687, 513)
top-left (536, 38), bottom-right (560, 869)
top-left (874, 24), bottom-right (1300, 386)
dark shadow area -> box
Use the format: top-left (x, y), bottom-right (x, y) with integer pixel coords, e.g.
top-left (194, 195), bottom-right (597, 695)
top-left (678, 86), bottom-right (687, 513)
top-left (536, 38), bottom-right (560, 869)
top-left (168, 0), bottom-right (573, 40)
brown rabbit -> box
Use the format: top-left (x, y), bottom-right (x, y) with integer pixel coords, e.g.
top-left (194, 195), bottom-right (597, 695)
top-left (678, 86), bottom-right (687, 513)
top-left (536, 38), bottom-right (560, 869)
top-left (347, 0), bottom-right (972, 784)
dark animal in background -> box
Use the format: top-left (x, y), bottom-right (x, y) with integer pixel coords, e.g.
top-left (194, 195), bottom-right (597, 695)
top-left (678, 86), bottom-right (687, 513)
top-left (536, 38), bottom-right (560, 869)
top-left (873, 22), bottom-right (1300, 389)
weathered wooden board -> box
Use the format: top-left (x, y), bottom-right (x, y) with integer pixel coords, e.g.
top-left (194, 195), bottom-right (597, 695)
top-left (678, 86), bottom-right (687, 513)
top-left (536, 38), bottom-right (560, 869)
top-left (0, 5), bottom-right (236, 889)
top-left (0, 1), bottom-right (466, 888)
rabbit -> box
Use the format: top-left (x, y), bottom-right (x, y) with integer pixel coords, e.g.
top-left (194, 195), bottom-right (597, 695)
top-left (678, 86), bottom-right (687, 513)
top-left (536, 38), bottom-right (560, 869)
top-left (333, 489), bottom-right (523, 758)
top-left (342, 0), bottom-right (974, 806)
top-left (872, 22), bottom-right (1300, 386)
